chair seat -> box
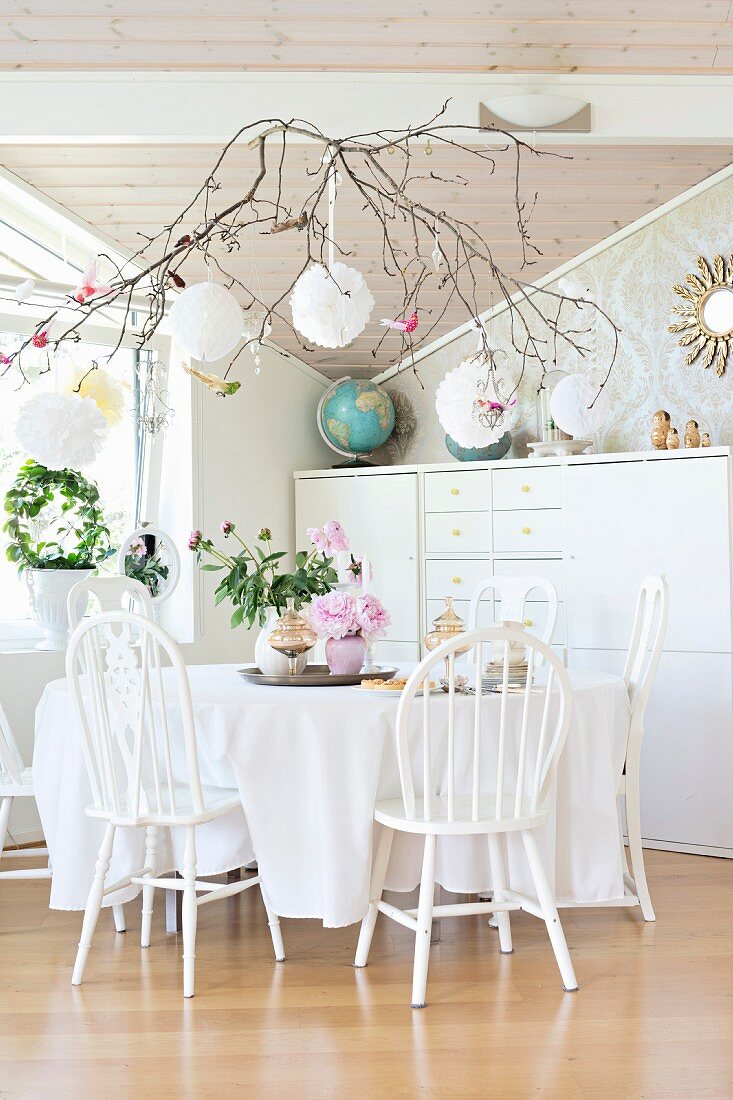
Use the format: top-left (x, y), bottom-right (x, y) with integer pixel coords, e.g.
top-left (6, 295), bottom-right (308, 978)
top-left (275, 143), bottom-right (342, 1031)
top-left (0, 766), bottom-right (36, 798)
top-left (374, 795), bottom-right (548, 835)
top-left (86, 784), bottom-right (244, 827)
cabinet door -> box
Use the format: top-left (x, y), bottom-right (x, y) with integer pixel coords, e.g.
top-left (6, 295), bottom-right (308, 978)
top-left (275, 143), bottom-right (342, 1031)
top-left (569, 648), bottom-right (733, 852)
top-left (565, 458), bottom-right (732, 653)
top-left (295, 473), bottom-right (419, 643)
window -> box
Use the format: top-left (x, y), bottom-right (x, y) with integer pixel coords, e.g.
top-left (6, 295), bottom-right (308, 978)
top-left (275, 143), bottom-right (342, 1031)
top-left (0, 335), bottom-right (141, 629)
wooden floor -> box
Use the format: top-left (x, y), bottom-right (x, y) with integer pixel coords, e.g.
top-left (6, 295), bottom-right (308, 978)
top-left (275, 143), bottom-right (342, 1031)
top-left (1, 850), bottom-right (733, 1099)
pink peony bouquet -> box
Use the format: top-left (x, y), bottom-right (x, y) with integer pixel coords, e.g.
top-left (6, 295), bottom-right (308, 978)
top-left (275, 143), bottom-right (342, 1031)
top-left (310, 590), bottom-right (390, 640)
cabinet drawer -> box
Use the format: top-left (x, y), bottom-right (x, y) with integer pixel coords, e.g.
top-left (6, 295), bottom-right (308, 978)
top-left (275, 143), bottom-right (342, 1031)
top-left (493, 466), bottom-right (562, 510)
top-left (424, 470), bottom-right (490, 513)
top-left (493, 509), bottom-right (563, 553)
top-left (425, 558), bottom-right (491, 603)
top-left (425, 511), bottom-right (490, 553)
top-left (495, 598), bottom-right (565, 644)
top-left (489, 558), bottom-right (565, 602)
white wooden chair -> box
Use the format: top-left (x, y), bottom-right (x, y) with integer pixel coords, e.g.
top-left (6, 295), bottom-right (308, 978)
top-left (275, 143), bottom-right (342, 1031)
top-left (68, 573), bottom-right (154, 933)
top-left (618, 575), bottom-right (669, 921)
top-left (354, 626), bottom-right (577, 1007)
top-left (66, 610), bottom-right (284, 997)
top-left (67, 573), bottom-right (154, 630)
top-left (0, 702), bottom-right (52, 883)
top-left (468, 573), bottom-right (559, 649)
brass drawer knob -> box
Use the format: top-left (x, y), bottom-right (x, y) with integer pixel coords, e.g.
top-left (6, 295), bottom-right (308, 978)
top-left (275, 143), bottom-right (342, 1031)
top-left (523, 618), bottom-right (533, 627)
top-left (451, 528), bottom-right (461, 536)
top-left (450, 487), bottom-right (460, 496)
top-left (522, 526), bottom-right (531, 535)
top-left (452, 576), bottom-right (461, 584)
top-left (521, 484), bottom-right (530, 493)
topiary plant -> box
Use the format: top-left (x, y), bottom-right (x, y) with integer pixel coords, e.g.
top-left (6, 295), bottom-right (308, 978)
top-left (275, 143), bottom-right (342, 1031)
top-left (3, 460), bottom-right (114, 572)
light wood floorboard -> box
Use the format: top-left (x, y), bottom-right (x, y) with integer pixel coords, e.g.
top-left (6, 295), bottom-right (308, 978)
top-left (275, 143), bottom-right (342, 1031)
top-left (1, 849), bottom-right (732, 1098)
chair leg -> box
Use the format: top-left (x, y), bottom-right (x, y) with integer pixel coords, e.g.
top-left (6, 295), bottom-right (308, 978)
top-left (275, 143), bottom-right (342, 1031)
top-left (260, 884), bottom-right (285, 962)
top-left (411, 833), bottom-right (437, 1009)
top-left (182, 825), bottom-right (198, 998)
top-left (625, 777), bottom-right (655, 922)
top-left (141, 825), bottom-right (158, 947)
top-left (0, 797), bottom-right (12, 863)
top-left (354, 825), bottom-right (394, 968)
top-left (72, 824), bottom-right (116, 987)
top-left (112, 905), bottom-right (126, 933)
top-left (488, 833), bottom-right (513, 954)
top-left (521, 830), bottom-right (578, 993)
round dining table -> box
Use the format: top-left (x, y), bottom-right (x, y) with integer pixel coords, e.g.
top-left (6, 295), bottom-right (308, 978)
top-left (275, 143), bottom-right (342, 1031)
top-left (34, 663), bottom-right (631, 927)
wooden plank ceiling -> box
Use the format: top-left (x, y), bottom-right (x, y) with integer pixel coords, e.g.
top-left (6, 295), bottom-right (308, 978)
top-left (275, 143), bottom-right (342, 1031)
top-left (2, 1), bottom-right (733, 72)
top-left (2, 141), bottom-right (732, 376)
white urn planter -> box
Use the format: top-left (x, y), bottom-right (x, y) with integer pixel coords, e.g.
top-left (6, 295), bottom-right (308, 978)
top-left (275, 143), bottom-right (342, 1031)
top-left (27, 568), bottom-right (92, 651)
top-left (254, 606), bottom-right (308, 676)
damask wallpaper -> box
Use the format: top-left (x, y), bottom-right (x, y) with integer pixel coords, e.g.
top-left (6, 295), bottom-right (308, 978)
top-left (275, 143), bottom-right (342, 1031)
top-left (375, 175), bottom-right (733, 465)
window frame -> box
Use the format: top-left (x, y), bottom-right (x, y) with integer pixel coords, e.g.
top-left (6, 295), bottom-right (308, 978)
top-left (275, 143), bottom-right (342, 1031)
top-left (0, 307), bottom-right (171, 651)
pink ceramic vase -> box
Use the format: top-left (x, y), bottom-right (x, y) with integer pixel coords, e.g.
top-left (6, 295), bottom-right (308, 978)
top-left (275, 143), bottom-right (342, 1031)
top-left (325, 633), bottom-right (366, 676)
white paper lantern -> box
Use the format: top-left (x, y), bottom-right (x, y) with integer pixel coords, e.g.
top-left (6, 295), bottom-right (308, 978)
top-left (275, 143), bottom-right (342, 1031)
top-left (549, 373), bottom-right (609, 438)
top-left (169, 282), bottom-right (243, 362)
top-left (290, 262), bottom-right (374, 349)
top-left (15, 392), bottom-right (107, 470)
top-left (435, 355), bottom-right (519, 448)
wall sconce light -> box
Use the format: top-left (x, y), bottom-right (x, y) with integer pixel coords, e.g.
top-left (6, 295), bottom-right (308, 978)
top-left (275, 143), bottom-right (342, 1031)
top-left (480, 94), bottom-right (591, 133)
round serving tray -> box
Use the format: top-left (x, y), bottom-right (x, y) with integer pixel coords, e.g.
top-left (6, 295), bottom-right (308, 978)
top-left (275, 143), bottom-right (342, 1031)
top-left (237, 663), bottom-right (399, 688)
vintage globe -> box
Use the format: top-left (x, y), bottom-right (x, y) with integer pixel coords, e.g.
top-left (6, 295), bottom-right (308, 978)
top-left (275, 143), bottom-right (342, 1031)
top-left (317, 378), bottom-right (395, 464)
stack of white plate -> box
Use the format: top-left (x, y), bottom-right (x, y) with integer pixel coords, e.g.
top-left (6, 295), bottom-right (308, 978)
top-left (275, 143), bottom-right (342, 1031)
top-left (482, 660), bottom-right (529, 691)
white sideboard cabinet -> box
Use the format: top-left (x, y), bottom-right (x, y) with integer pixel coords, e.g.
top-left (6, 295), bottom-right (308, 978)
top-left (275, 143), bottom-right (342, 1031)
top-left (295, 448), bottom-right (733, 857)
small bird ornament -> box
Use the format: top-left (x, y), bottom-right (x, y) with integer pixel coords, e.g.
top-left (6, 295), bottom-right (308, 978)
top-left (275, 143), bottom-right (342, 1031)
top-left (380, 311), bottom-right (418, 334)
top-left (73, 256), bottom-right (113, 305)
top-left (184, 364), bottom-right (241, 397)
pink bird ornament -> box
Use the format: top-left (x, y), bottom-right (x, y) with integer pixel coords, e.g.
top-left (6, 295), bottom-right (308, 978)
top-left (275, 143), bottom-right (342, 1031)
top-left (73, 256), bottom-right (113, 305)
top-left (380, 311), bottom-right (418, 334)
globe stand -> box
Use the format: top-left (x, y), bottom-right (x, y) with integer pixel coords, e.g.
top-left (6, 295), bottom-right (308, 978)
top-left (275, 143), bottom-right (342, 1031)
top-left (331, 454), bottom-right (376, 469)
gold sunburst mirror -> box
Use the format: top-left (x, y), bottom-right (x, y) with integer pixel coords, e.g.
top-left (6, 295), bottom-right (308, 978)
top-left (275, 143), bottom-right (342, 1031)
top-left (670, 254), bottom-right (733, 377)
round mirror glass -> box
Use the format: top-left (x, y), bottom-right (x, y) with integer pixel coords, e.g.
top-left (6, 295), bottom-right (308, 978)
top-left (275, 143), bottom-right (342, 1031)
top-left (700, 286), bottom-right (733, 336)
top-left (119, 527), bottom-right (180, 603)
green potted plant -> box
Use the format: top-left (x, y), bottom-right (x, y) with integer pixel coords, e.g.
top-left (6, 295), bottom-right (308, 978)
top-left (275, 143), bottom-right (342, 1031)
top-left (189, 520), bottom-right (341, 674)
top-left (3, 460), bottom-right (114, 649)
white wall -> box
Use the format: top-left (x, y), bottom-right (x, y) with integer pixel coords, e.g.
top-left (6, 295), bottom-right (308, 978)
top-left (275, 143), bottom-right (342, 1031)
top-left (2, 343), bottom-right (332, 844)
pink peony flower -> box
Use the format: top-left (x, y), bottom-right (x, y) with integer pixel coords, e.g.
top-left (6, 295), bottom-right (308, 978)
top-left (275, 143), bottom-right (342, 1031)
top-left (128, 537), bottom-right (147, 559)
top-left (355, 593), bottom-right (390, 639)
top-left (221, 520), bottom-right (233, 536)
top-left (188, 530), bottom-right (203, 551)
top-left (310, 591), bottom-right (358, 639)
top-left (323, 519), bottom-right (349, 553)
top-left (307, 526), bottom-right (330, 553)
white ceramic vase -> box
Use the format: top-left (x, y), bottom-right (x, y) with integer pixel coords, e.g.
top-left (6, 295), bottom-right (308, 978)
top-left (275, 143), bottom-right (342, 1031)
top-left (254, 606), bottom-right (309, 676)
top-left (27, 568), bottom-right (93, 651)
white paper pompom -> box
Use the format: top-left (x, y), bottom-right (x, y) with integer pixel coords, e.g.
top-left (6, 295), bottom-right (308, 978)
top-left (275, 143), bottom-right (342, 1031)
top-left (169, 282), bottom-right (243, 362)
top-left (435, 355), bottom-right (519, 448)
top-left (549, 374), bottom-right (608, 438)
top-left (290, 262), bottom-right (374, 348)
top-left (15, 393), bottom-right (107, 470)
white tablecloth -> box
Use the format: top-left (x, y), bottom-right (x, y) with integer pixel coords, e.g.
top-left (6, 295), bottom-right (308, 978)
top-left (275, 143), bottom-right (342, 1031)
top-left (34, 664), bottom-right (630, 927)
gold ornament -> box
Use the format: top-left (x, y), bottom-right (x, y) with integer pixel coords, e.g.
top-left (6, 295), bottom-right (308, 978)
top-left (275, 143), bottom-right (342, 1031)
top-left (701, 431), bottom-right (712, 447)
top-left (669, 254), bottom-right (733, 377)
top-left (684, 419), bottom-right (700, 448)
top-left (651, 409), bottom-right (671, 450)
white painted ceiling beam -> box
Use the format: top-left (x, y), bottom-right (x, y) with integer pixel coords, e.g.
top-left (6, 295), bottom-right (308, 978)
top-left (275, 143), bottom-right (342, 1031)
top-left (3, 72), bottom-right (733, 144)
